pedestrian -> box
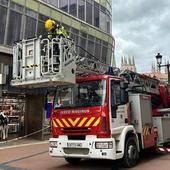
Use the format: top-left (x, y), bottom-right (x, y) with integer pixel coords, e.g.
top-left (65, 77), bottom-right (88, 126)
top-left (0, 110), bottom-right (9, 140)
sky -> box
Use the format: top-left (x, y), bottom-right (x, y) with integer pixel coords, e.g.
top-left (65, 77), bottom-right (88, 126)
top-left (112, 0), bottom-right (170, 73)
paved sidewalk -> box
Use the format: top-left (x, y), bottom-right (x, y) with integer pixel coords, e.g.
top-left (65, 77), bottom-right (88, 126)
top-left (0, 138), bottom-right (48, 149)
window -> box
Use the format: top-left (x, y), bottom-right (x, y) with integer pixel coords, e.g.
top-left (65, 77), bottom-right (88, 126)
top-left (37, 21), bottom-right (47, 37)
top-left (47, 0), bottom-right (58, 8)
top-left (107, 45), bottom-right (113, 65)
top-left (54, 80), bottom-right (106, 108)
top-left (95, 38), bottom-right (102, 60)
top-left (25, 16), bottom-right (36, 39)
top-left (0, 6), bottom-right (7, 44)
top-left (7, 10), bottom-right (22, 45)
top-left (99, 10), bottom-right (106, 32)
top-left (59, 0), bottom-right (68, 12)
top-left (0, 0), bottom-right (9, 6)
top-left (106, 14), bottom-right (111, 33)
top-left (87, 35), bottom-right (95, 57)
top-left (101, 43), bottom-right (108, 63)
top-left (78, 0), bottom-right (85, 20)
top-left (10, 2), bottom-right (23, 12)
top-left (39, 14), bottom-right (49, 21)
top-left (25, 8), bottom-right (38, 18)
top-left (86, 1), bottom-right (92, 24)
top-left (69, 0), bottom-right (77, 17)
top-left (94, 2), bottom-right (99, 27)
top-left (79, 32), bottom-right (87, 57)
top-left (70, 28), bottom-right (79, 45)
top-left (111, 80), bottom-right (121, 118)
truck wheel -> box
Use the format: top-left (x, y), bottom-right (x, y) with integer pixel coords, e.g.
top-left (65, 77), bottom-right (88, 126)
top-left (65, 158), bottom-right (81, 164)
top-left (122, 137), bottom-right (139, 168)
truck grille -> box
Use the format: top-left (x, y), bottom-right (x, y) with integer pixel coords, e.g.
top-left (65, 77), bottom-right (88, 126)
top-left (62, 128), bottom-right (91, 133)
top-left (63, 148), bottom-right (89, 155)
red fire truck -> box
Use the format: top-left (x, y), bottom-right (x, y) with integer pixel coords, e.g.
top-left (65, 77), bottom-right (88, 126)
top-left (12, 37), bottom-right (170, 168)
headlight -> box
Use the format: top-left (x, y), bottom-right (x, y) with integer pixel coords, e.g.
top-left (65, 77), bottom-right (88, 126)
top-left (49, 141), bottom-right (58, 148)
top-left (95, 141), bottom-right (113, 149)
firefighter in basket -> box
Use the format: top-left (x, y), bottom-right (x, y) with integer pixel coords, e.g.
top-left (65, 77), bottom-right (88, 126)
top-left (45, 19), bottom-right (68, 40)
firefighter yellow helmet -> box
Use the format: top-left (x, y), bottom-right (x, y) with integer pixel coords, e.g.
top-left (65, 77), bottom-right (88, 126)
top-left (45, 19), bottom-right (56, 31)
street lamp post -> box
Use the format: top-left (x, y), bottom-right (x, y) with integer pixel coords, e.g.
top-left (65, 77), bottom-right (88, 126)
top-left (155, 53), bottom-right (170, 84)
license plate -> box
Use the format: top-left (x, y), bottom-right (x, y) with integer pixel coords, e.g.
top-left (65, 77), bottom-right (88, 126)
top-left (67, 143), bottom-right (82, 148)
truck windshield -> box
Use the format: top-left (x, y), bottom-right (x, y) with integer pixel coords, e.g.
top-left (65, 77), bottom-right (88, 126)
top-left (54, 80), bottom-right (106, 108)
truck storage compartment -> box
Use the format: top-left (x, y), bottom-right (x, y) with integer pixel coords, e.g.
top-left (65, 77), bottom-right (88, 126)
top-left (153, 117), bottom-right (170, 144)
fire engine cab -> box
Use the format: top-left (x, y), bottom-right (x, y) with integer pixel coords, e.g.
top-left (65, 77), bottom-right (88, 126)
top-left (12, 37), bottom-right (170, 168)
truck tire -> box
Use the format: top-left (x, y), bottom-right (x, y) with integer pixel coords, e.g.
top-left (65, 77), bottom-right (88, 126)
top-left (122, 136), bottom-right (139, 168)
top-left (65, 158), bottom-right (81, 164)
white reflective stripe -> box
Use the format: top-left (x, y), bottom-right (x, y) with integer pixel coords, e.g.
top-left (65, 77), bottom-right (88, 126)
top-left (167, 149), bottom-right (170, 152)
top-left (159, 148), bottom-right (164, 152)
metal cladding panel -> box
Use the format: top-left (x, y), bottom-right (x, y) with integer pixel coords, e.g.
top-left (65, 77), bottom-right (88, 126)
top-left (129, 93), bottom-right (152, 133)
top-left (153, 117), bottom-right (170, 144)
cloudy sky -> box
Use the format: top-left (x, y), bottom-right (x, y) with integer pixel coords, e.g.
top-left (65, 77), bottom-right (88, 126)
top-left (112, 0), bottom-right (170, 73)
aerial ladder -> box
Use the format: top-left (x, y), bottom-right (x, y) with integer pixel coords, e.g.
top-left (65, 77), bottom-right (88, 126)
top-left (11, 36), bottom-right (161, 97)
top-left (11, 36), bottom-right (108, 88)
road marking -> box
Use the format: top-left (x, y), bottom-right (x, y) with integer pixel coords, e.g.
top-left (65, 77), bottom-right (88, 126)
top-left (0, 141), bottom-right (48, 150)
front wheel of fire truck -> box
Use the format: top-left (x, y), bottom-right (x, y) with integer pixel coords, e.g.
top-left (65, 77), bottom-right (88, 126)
top-left (122, 136), bottom-right (139, 168)
top-left (65, 157), bottom-right (81, 164)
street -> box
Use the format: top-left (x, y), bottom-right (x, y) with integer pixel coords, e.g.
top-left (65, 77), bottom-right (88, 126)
top-left (0, 142), bottom-right (170, 170)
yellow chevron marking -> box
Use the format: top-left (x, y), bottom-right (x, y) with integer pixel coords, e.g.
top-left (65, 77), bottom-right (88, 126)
top-left (92, 117), bottom-right (101, 127)
top-left (56, 119), bottom-right (64, 127)
top-left (68, 118), bottom-right (80, 127)
top-left (78, 117), bottom-right (88, 127)
top-left (52, 120), bottom-right (58, 127)
top-left (85, 117), bottom-right (95, 127)
top-left (62, 118), bottom-right (70, 127)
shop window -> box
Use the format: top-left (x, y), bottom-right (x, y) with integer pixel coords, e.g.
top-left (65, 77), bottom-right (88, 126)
top-left (78, 0), bottom-right (85, 20)
top-left (59, 0), bottom-right (68, 12)
top-left (0, 6), bottom-right (7, 44)
top-left (6, 10), bottom-right (22, 45)
top-left (25, 16), bottom-right (36, 39)
top-left (69, 0), bottom-right (77, 17)
top-left (0, 97), bottom-right (26, 136)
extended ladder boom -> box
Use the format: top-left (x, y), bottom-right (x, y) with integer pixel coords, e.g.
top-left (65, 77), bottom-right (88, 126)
top-left (11, 37), bottom-right (108, 88)
top-left (119, 69), bottom-right (160, 95)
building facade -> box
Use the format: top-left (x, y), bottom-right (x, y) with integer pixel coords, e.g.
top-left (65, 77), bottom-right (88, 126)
top-left (0, 0), bottom-right (114, 139)
top-left (121, 56), bottom-right (136, 72)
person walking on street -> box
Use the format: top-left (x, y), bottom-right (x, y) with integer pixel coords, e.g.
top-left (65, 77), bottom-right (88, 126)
top-left (0, 110), bottom-right (9, 140)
